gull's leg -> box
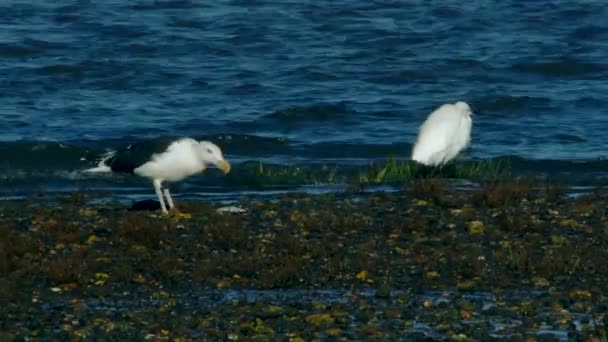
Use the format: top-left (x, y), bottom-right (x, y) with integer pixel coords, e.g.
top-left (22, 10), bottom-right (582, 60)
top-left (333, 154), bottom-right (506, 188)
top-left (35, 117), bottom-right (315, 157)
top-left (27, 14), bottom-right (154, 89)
top-left (163, 188), bottom-right (175, 210)
top-left (153, 179), bottom-right (168, 214)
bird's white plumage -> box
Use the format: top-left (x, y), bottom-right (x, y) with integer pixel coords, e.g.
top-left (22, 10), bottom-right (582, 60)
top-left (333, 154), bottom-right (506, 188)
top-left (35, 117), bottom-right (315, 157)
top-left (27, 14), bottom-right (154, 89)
top-left (85, 138), bottom-right (230, 214)
top-left (134, 138), bottom-right (210, 182)
top-left (411, 101), bottom-right (473, 166)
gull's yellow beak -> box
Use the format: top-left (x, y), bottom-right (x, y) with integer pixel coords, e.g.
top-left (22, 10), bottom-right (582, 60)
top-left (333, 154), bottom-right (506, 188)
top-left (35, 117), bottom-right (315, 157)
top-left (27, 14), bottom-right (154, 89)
top-left (216, 159), bottom-right (231, 175)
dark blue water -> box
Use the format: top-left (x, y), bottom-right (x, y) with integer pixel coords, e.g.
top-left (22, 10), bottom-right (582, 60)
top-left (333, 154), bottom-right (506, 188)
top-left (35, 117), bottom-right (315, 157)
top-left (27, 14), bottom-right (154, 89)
top-left (1, 1), bottom-right (608, 194)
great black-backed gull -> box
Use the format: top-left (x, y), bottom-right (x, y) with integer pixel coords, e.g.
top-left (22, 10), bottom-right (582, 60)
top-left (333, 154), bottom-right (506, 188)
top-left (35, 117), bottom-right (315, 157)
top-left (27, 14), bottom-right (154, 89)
top-left (86, 137), bottom-right (231, 214)
top-left (411, 101), bottom-right (473, 166)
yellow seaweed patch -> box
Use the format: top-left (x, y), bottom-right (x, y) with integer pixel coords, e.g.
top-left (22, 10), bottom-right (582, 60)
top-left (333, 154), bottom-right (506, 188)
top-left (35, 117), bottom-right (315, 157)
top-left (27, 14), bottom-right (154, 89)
top-left (94, 272), bottom-right (109, 286)
top-left (132, 274), bottom-right (146, 284)
top-left (325, 327), bottom-right (343, 336)
top-left (456, 279), bottom-right (476, 290)
top-left (569, 289), bottom-right (592, 300)
top-left (414, 199), bottom-right (428, 206)
top-left (171, 211), bottom-right (192, 220)
top-left (86, 235), bottom-right (100, 244)
top-left (356, 269), bottom-right (369, 281)
top-left (533, 277), bottom-right (550, 288)
top-left (559, 219), bottom-right (586, 229)
top-left (288, 338), bottom-right (305, 342)
top-left (305, 313), bottom-right (334, 325)
top-left (249, 318), bottom-right (275, 335)
top-left (468, 220), bottom-right (485, 235)
top-left (425, 271), bottom-right (440, 280)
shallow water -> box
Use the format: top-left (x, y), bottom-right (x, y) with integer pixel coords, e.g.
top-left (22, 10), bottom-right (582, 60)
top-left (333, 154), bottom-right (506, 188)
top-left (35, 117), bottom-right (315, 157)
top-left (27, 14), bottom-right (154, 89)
top-left (1, 1), bottom-right (608, 195)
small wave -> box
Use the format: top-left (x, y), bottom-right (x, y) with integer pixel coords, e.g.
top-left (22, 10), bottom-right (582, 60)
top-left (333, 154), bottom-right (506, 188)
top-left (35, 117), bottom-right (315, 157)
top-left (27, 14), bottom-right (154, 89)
top-left (0, 141), bottom-right (96, 171)
top-left (291, 141), bottom-right (411, 159)
top-left (511, 59), bottom-right (607, 78)
top-left (34, 59), bottom-right (151, 88)
top-left (127, 0), bottom-right (198, 11)
top-left (499, 155), bottom-right (608, 176)
top-left (0, 42), bottom-right (37, 58)
top-left (36, 59), bottom-right (145, 76)
top-left (80, 134), bottom-right (294, 161)
top-left (0, 38), bottom-right (66, 58)
top-left (290, 65), bottom-right (339, 81)
top-left (97, 21), bottom-right (151, 39)
top-left (37, 64), bottom-right (83, 76)
top-left (52, 13), bottom-right (80, 24)
top-left (475, 95), bottom-right (552, 112)
top-left (430, 6), bottom-right (464, 18)
top-left (223, 83), bottom-right (267, 96)
top-left (201, 134), bottom-right (292, 158)
top-left (555, 134), bottom-right (587, 143)
top-left (573, 96), bottom-right (606, 109)
top-left (261, 103), bottom-right (350, 122)
top-left (568, 25), bottom-right (608, 40)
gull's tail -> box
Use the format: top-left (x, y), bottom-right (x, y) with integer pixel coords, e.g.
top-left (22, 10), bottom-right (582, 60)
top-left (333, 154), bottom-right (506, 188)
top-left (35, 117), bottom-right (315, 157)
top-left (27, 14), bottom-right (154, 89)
top-left (83, 151), bottom-right (115, 173)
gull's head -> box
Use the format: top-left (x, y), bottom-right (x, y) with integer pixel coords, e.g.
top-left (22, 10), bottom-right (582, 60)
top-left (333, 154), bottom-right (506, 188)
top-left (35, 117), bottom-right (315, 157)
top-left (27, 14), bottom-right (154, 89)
top-left (197, 141), bottom-right (231, 174)
top-left (454, 101), bottom-right (473, 117)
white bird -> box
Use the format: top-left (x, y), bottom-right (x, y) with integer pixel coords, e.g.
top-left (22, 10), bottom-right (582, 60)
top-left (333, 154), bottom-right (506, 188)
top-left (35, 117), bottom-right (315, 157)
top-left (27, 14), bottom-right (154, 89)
top-left (85, 137), bottom-right (231, 214)
top-left (411, 101), bottom-right (473, 166)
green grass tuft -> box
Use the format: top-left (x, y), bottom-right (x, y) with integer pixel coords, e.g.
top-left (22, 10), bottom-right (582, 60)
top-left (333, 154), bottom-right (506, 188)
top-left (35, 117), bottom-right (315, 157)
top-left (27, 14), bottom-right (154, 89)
top-left (226, 159), bottom-right (511, 187)
top-left (357, 158), bottom-right (510, 184)
top-left (225, 161), bottom-right (342, 186)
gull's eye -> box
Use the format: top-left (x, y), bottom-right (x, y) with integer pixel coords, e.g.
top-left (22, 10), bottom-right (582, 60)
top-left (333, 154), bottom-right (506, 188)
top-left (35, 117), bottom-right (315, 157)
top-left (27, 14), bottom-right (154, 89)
top-left (206, 148), bottom-right (213, 154)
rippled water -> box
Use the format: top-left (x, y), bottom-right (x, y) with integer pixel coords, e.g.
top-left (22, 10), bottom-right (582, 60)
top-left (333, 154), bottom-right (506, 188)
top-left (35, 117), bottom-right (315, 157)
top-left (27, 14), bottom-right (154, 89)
top-left (1, 1), bottom-right (608, 189)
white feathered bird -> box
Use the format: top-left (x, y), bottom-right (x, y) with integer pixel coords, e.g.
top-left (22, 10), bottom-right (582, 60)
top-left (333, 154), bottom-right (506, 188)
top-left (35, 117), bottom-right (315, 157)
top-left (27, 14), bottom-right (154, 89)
top-left (85, 137), bottom-right (231, 214)
top-left (411, 101), bottom-right (473, 166)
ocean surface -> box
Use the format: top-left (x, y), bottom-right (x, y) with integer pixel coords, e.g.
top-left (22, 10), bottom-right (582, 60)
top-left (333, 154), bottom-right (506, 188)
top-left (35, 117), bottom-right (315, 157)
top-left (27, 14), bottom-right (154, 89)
top-left (1, 1), bottom-right (608, 198)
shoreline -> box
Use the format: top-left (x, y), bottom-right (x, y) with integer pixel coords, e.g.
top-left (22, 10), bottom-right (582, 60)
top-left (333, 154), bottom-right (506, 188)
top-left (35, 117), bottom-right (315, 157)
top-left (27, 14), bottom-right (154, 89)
top-left (1, 179), bottom-right (607, 340)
